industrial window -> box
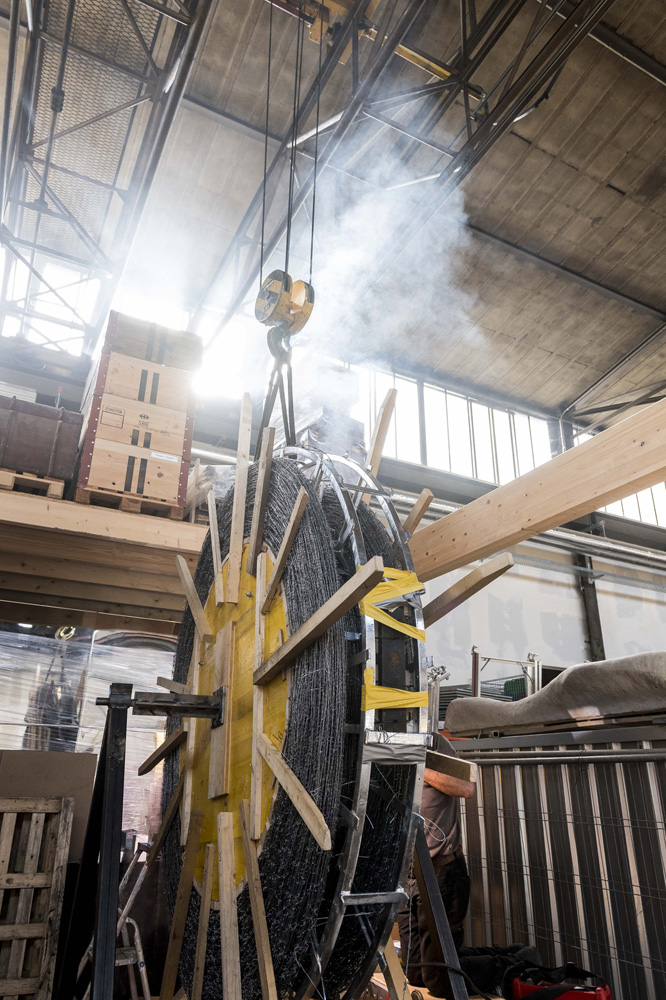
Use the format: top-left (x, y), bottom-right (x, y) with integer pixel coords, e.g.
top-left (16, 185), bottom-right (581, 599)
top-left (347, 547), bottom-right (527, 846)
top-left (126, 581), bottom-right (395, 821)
top-left (358, 368), bottom-right (554, 487)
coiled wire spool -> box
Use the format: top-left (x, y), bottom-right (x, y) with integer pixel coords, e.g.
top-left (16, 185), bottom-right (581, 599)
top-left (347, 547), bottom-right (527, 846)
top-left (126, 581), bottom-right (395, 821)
top-left (161, 452), bottom-right (426, 1000)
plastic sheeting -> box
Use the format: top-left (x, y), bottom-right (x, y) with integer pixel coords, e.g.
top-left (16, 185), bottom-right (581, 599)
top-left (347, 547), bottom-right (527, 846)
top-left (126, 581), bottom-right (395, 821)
top-left (0, 631), bottom-right (174, 838)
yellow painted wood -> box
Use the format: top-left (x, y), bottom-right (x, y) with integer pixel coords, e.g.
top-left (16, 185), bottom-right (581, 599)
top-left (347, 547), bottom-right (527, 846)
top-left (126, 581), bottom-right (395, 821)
top-left (186, 543), bottom-right (288, 898)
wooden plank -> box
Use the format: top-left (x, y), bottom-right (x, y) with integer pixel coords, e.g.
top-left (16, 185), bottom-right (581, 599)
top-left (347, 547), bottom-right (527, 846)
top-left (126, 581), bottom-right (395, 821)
top-left (191, 842), bottom-right (215, 1000)
top-left (0, 924), bottom-right (45, 941)
top-left (250, 553), bottom-right (267, 840)
top-left (227, 393), bottom-right (252, 604)
top-left (422, 552), bottom-right (514, 628)
top-left (137, 725), bottom-right (186, 776)
top-left (0, 588), bottom-right (180, 621)
top-left (254, 556), bottom-right (385, 685)
top-left (238, 800), bottom-right (277, 1000)
top-left (426, 750), bottom-right (478, 783)
top-left (362, 388), bottom-right (397, 503)
top-left (260, 487), bottom-right (308, 614)
top-left (0, 874), bottom-right (51, 889)
top-left (246, 427), bottom-right (275, 577)
top-left (208, 623), bottom-right (235, 799)
top-left (0, 490), bottom-right (206, 552)
top-left (409, 397), bottom-right (666, 582)
top-left (216, 813), bottom-right (242, 1000)
top-left (207, 490), bottom-right (224, 607)
top-left (382, 939), bottom-right (408, 998)
top-left (402, 488), bottom-right (434, 535)
top-left (0, 978), bottom-right (39, 994)
top-left (0, 553), bottom-right (185, 595)
top-left (6, 811), bottom-right (45, 998)
top-left (159, 811), bottom-right (204, 1000)
top-left (181, 642), bottom-right (201, 845)
top-left (257, 735), bottom-right (331, 850)
top-left (0, 812), bottom-right (17, 913)
top-left (0, 800), bottom-right (61, 814)
top-left (146, 771), bottom-right (185, 869)
top-left (37, 797), bottom-right (73, 1000)
top-left (157, 677), bottom-right (189, 694)
top-left (175, 555), bottom-right (213, 642)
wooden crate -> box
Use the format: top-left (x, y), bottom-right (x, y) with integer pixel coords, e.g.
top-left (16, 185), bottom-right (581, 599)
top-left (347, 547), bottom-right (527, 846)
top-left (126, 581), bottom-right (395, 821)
top-left (78, 438), bottom-right (187, 506)
top-left (82, 392), bottom-right (191, 455)
top-left (102, 311), bottom-right (202, 372)
top-left (0, 797), bottom-right (73, 1000)
top-left (0, 397), bottom-right (81, 481)
top-left (83, 351), bottom-right (193, 413)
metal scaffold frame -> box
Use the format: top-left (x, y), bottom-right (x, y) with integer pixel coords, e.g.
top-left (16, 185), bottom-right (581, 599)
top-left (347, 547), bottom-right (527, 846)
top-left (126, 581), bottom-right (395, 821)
top-left (193, 0), bottom-right (620, 348)
top-left (0, 0), bottom-right (215, 361)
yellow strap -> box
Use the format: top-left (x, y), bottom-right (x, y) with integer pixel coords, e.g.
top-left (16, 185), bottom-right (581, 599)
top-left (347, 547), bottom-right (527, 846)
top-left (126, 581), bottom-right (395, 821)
top-left (359, 567), bottom-right (426, 643)
top-left (361, 667), bottom-right (429, 710)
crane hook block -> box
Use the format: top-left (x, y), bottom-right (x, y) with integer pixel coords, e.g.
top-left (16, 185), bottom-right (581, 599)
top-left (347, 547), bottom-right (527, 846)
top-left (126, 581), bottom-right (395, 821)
top-left (255, 270), bottom-right (315, 333)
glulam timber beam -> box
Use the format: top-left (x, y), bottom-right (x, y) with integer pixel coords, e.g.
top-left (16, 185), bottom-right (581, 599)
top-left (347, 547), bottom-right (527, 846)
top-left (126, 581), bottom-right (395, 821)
top-left (410, 397), bottom-right (666, 582)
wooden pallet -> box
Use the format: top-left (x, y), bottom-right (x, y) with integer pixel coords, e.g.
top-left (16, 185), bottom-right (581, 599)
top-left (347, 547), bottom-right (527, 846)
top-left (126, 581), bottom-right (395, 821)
top-left (0, 469), bottom-right (64, 499)
top-left (0, 797), bottom-right (73, 1000)
top-left (75, 486), bottom-right (183, 519)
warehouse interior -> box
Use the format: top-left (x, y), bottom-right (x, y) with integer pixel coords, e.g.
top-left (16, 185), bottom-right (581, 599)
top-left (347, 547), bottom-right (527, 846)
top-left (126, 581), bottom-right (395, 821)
top-left (0, 0), bottom-right (665, 999)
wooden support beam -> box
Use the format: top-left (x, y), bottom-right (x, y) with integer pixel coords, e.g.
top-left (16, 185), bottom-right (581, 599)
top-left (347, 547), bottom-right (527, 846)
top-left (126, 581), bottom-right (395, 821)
top-left (157, 677), bottom-right (189, 695)
top-left (238, 800), bottom-right (277, 1000)
top-left (217, 813), bottom-right (242, 1000)
top-left (254, 556), bottom-right (385, 685)
top-left (191, 842), bottom-right (215, 1000)
top-left (247, 427), bottom-right (275, 577)
top-left (257, 734), bottom-right (331, 850)
top-left (208, 490), bottom-right (224, 607)
top-left (146, 770), bottom-right (184, 869)
top-left (159, 811), bottom-right (204, 1000)
top-left (409, 397), bottom-right (666, 581)
top-left (0, 602), bottom-right (179, 634)
top-left (426, 750), bottom-right (478, 784)
top-left (208, 622), bottom-right (235, 799)
top-left (176, 555), bottom-right (213, 642)
top-left (362, 388), bottom-right (397, 503)
top-left (227, 393), bottom-right (253, 604)
top-left (261, 487), bottom-right (308, 613)
top-left (422, 552), bottom-right (514, 628)
top-left (138, 725), bottom-right (186, 776)
top-left (250, 553), bottom-right (267, 839)
top-left (382, 939), bottom-right (408, 999)
top-left (181, 642), bottom-right (201, 844)
top-left (402, 488), bottom-right (434, 535)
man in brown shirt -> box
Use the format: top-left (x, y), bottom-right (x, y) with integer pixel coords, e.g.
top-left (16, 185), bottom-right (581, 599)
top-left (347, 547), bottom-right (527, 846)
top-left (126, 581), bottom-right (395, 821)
top-left (397, 732), bottom-right (475, 996)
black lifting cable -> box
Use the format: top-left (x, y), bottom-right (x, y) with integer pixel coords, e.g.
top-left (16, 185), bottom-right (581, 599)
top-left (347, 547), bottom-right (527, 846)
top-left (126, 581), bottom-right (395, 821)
top-left (284, 0), bottom-right (307, 278)
top-left (259, 0), bottom-right (274, 286)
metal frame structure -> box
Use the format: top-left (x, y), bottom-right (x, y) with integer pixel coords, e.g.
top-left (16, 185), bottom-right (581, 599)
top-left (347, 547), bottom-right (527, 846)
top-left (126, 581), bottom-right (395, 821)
top-left (0, 0), bottom-right (215, 361)
top-left (193, 0), bottom-right (620, 347)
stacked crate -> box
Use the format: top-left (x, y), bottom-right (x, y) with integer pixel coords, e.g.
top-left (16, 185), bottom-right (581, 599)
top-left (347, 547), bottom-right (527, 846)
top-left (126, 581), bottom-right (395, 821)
top-left (76, 311), bottom-right (202, 518)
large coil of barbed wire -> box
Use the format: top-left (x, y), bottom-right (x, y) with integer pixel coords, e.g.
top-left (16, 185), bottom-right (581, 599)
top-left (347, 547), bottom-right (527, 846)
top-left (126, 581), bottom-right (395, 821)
top-left (161, 458), bottom-right (347, 1000)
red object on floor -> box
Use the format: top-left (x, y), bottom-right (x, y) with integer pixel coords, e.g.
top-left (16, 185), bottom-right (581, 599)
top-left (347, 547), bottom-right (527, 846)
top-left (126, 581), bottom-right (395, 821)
top-left (512, 981), bottom-right (612, 998)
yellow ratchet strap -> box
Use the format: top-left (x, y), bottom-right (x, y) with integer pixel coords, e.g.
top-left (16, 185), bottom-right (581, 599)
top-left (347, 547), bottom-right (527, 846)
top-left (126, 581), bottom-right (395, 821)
top-left (358, 567), bottom-right (426, 643)
top-left (361, 667), bottom-right (429, 711)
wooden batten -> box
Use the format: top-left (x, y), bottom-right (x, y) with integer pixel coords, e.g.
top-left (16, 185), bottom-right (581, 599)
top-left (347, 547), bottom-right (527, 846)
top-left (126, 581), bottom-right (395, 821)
top-left (157, 677), bottom-right (189, 695)
top-left (402, 488), bottom-right (434, 535)
top-left (207, 490), bottom-right (224, 607)
top-left (238, 800), bottom-right (278, 1000)
top-left (422, 552), bottom-right (514, 628)
top-left (426, 749), bottom-right (478, 784)
top-left (217, 813), bottom-right (242, 1000)
top-left (257, 734), bottom-right (331, 850)
top-left (247, 427), bottom-right (275, 577)
top-left (137, 725), bottom-right (186, 776)
top-left (175, 555), bottom-right (213, 642)
top-left (250, 553), bottom-right (267, 840)
top-left (227, 393), bottom-right (253, 605)
top-left (160, 812), bottom-right (204, 1000)
top-left (409, 396), bottom-right (666, 582)
top-left (254, 556), bottom-right (385, 685)
top-left (362, 388), bottom-right (397, 504)
top-left (208, 622), bottom-right (235, 799)
top-left (261, 486), bottom-right (308, 614)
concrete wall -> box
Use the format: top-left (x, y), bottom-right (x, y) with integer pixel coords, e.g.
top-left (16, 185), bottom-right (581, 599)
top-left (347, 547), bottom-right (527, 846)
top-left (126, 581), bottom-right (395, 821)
top-left (423, 538), bottom-right (666, 687)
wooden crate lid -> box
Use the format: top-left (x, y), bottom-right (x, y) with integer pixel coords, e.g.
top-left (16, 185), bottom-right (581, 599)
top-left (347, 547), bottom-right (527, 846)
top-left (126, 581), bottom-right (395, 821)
top-left (101, 311), bottom-right (203, 372)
